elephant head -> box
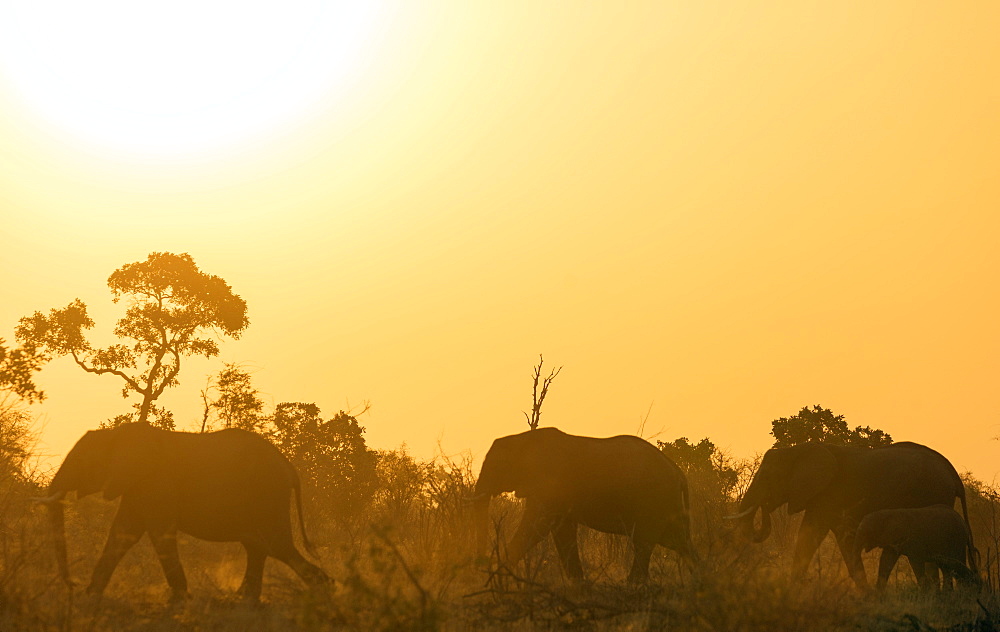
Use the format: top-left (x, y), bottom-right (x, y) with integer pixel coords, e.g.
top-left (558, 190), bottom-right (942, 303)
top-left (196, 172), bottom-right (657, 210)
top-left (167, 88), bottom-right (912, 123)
top-left (853, 515), bottom-right (882, 555)
top-left (36, 424), bottom-right (160, 585)
top-left (471, 428), bottom-right (562, 555)
top-left (730, 442), bottom-right (837, 542)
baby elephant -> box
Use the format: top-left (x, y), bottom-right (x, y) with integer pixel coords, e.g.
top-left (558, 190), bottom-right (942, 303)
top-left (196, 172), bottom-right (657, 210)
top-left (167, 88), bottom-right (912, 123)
top-left (855, 504), bottom-right (978, 592)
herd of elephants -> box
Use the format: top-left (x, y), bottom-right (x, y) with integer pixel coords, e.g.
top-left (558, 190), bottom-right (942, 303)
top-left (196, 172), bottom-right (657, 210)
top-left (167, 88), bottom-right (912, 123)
top-left (33, 423), bottom-right (979, 603)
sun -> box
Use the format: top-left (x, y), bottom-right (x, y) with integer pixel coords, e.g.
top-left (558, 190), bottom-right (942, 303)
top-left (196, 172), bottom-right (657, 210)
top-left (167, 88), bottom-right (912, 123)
top-left (0, 1), bottom-right (384, 158)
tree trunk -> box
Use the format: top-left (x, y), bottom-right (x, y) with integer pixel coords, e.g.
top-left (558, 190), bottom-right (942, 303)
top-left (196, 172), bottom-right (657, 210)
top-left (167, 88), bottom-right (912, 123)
top-left (138, 393), bottom-right (153, 425)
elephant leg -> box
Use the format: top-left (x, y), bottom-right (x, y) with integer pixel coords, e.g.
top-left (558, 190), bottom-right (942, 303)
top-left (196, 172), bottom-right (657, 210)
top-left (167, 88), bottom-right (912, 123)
top-left (273, 549), bottom-right (329, 592)
top-left (875, 548), bottom-right (900, 593)
top-left (551, 518), bottom-right (583, 581)
top-left (88, 502), bottom-right (144, 596)
top-left (628, 538), bottom-right (654, 584)
top-left (791, 512), bottom-right (830, 582)
top-left (833, 526), bottom-right (870, 591)
top-left (926, 561), bottom-right (942, 593)
top-left (148, 529), bottom-right (188, 602)
top-left (238, 543), bottom-right (267, 601)
top-left (950, 562), bottom-right (979, 589)
top-left (658, 519), bottom-right (699, 567)
top-left (506, 503), bottom-right (554, 569)
top-left (265, 532), bottom-right (330, 592)
top-left (906, 555), bottom-right (938, 591)
top-left (910, 556), bottom-right (935, 593)
top-left (940, 564), bottom-right (955, 593)
top-left (901, 555), bottom-right (921, 585)
top-left (677, 536), bottom-right (700, 568)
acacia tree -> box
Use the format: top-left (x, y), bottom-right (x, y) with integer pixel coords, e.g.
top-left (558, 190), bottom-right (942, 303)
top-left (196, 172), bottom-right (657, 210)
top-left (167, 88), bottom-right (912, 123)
top-left (16, 252), bottom-right (248, 425)
top-left (771, 404), bottom-right (893, 449)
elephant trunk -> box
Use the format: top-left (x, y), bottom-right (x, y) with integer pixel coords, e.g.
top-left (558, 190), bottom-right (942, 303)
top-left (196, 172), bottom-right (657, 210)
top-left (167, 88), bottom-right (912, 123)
top-left (728, 500), bottom-right (773, 542)
top-left (471, 464), bottom-right (503, 557)
top-left (472, 493), bottom-right (491, 557)
top-left (732, 504), bottom-right (773, 543)
top-left (751, 506), bottom-right (772, 543)
top-left (734, 475), bottom-right (774, 543)
top-left (36, 490), bottom-right (72, 587)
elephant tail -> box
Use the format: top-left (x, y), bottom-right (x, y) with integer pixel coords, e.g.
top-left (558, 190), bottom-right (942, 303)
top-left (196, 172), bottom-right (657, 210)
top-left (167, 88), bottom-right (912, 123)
top-left (291, 469), bottom-right (319, 559)
top-left (958, 485), bottom-right (980, 577)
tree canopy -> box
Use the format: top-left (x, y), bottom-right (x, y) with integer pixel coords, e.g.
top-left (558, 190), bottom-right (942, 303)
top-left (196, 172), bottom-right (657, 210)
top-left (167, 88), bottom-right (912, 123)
top-left (658, 436), bottom-right (739, 498)
top-left (0, 338), bottom-right (46, 403)
top-left (16, 252), bottom-right (248, 425)
top-left (195, 364), bottom-right (378, 514)
top-left (103, 404), bottom-right (176, 431)
top-left (270, 402), bottom-right (378, 515)
top-left (210, 364), bottom-right (266, 433)
top-left (770, 404), bottom-right (893, 449)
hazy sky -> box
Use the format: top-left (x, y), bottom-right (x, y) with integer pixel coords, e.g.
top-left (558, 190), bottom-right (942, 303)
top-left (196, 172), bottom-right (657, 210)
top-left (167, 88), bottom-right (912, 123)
top-left (1, 2), bottom-right (998, 479)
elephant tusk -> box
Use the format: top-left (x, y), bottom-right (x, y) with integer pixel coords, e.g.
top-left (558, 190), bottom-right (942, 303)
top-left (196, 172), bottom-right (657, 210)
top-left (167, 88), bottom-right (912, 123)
top-left (724, 506), bottom-right (757, 520)
top-left (31, 491), bottom-right (66, 506)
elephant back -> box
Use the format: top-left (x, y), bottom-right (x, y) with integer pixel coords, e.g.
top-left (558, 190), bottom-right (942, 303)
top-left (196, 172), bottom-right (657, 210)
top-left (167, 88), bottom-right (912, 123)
top-left (591, 435), bottom-right (689, 509)
top-left (861, 442), bottom-right (965, 512)
top-left (165, 429), bottom-right (298, 502)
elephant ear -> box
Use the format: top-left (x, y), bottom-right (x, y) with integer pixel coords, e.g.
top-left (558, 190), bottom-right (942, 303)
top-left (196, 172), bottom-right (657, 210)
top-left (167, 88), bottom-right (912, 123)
top-left (786, 443), bottom-right (837, 514)
top-left (103, 426), bottom-right (160, 500)
top-left (508, 430), bottom-right (561, 499)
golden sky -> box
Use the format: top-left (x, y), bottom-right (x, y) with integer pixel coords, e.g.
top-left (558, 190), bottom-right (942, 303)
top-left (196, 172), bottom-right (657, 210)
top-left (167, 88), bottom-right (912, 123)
top-left (1, 2), bottom-right (998, 478)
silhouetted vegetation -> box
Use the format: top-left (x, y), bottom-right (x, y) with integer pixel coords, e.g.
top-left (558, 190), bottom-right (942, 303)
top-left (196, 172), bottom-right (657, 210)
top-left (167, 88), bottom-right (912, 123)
top-left (272, 404), bottom-right (379, 519)
top-left (195, 364), bottom-right (380, 519)
top-left (209, 363), bottom-right (267, 433)
top-left (523, 354), bottom-right (561, 431)
top-left (771, 404), bottom-right (894, 448)
top-left (103, 403), bottom-right (177, 430)
top-left (657, 436), bottom-right (751, 555)
top-left (657, 436), bottom-right (739, 498)
top-left (0, 339), bottom-right (46, 404)
top-left (0, 407), bottom-right (36, 492)
top-left (16, 252), bottom-right (248, 425)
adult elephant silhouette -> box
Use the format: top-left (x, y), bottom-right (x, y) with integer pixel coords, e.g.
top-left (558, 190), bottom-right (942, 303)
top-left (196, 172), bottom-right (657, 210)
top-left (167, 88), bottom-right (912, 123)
top-left (35, 423), bottom-right (328, 602)
top-left (471, 427), bottom-right (697, 582)
top-left (730, 441), bottom-right (971, 590)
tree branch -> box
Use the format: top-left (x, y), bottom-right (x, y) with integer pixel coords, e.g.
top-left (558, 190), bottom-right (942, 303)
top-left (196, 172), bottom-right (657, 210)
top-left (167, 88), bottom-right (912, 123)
top-left (70, 350), bottom-right (143, 394)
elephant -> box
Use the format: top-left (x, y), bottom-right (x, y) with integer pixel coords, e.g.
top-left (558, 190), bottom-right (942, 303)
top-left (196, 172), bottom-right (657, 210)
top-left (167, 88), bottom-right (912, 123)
top-left (470, 427), bottom-right (698, 583)
top-left (35, 423), bottom-right (329, 602)
top-left (730, 441), bottom-right (972, 591)
top-left (854, 504), bottom-right (979, 592)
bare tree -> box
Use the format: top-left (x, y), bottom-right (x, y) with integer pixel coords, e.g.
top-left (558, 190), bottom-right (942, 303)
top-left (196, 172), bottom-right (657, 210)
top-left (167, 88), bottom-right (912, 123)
top-left (523, 354), bottom-right (562, 431)
top-left (199, 374), bottom-right (214, 433)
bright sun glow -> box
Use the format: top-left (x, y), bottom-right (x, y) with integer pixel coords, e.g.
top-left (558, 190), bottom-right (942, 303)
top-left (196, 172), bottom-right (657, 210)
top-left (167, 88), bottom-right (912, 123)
top-left (0, 1), bottom-right (384, 157)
